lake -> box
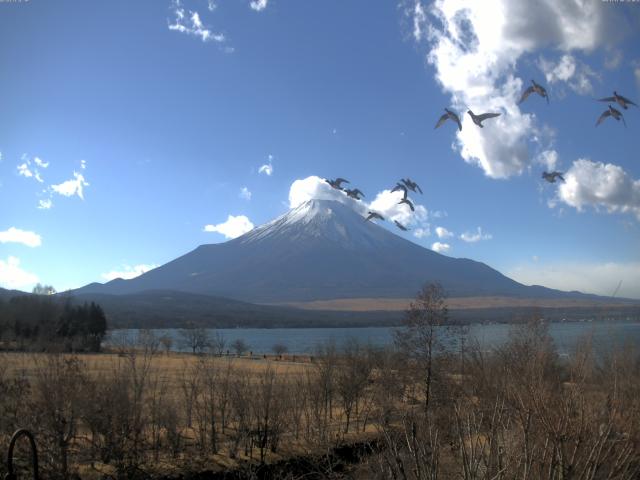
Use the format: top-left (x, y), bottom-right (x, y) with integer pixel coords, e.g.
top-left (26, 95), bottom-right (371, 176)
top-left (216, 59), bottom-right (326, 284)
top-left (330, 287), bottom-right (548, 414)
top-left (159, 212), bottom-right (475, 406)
top-left (108, 320), bottom-right (640, 356)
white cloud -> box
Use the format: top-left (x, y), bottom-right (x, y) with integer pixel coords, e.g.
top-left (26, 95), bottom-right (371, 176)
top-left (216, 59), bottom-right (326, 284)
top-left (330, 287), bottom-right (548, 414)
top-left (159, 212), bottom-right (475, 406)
top-left (101, 264), bottom-right (159, 282)
top-left (169, 2), bottom-right (225, 43)
top-left (17, 163), bottom-right (34, 179)
top-left (536, 149), bottom-right (559, 171)
top-left (555, 158), bottom-right (640, 220)
top-left (239, 186), bottom-right (252, 200)
top-left (249, 0), bottom-right (268, 12)
top-left (413, 227), bottom-right (431, 239)
top-left (412, 1), bottom-right (427, 42)
top-left (0, 256), bottom-right (39, 290)
top-left (604, 49), bottom-right (622, 69)
top-left (258, 155), bottom-right (274, 176)
top-left (435, 226), bottom-right (453, 239)
top-left (288, 175), bottom-right (362, 210)
top-left (51, 172), bottom-right (89, 200)
top-left (538, 54), bottom-right (599, 94)
top-left (17, 155), bottom-right (48, 183)
top-left (507, 261), bottom-right (640, 299)
top-left (38, 199), bottom-right (53, 210)
top-left (0, 227), bottom-right (42, 247)
top-left (80, 159), bottom-right (87, 170)
top-left (417, 0), bottom-right (619, 179)
top-left (460, 227), bottom-right (492, 243)
top-left (33, 157), bottom-right (49, 168)
top-left (369, 189), bottom-right (428, 226)
top-left (431, 242), bottom-right (450, 254)
top-left (204, 215), bottom-right (254, 239)
top-left (288, 175), bottom-right (430, 229)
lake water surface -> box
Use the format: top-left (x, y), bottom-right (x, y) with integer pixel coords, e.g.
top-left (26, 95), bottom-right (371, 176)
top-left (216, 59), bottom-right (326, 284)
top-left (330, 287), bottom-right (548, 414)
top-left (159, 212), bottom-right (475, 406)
top-left (108, 320), bottom-right (640, 355)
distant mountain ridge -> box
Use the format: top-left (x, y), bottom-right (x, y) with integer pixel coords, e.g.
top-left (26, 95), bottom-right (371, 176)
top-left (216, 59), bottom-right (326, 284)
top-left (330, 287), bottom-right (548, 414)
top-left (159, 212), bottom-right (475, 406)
top-left (73, 199), bottom-right (601, 303)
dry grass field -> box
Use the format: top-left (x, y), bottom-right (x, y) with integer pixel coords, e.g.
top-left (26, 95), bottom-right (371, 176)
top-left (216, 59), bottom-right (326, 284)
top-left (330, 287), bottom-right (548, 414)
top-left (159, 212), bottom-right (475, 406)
top-left (275, 296), bottom-right (639, 311)
top-left (1, 316), bottom-right (639, 479)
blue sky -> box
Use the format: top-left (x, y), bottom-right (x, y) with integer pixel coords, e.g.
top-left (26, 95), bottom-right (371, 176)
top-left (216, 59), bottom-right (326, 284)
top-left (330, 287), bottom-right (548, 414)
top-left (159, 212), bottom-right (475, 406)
top-left (1, 0), bottom-right (639, 298)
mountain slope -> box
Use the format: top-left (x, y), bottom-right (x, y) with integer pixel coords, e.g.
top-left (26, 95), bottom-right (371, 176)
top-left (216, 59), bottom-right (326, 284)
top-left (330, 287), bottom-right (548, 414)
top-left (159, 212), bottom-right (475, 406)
top-left (74, 199), bottom-right (593, 303)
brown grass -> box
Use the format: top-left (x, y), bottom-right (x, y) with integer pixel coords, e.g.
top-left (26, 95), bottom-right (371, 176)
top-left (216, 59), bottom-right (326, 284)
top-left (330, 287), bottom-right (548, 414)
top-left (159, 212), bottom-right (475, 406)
top-left (269, 295), bottom-right (639, 311)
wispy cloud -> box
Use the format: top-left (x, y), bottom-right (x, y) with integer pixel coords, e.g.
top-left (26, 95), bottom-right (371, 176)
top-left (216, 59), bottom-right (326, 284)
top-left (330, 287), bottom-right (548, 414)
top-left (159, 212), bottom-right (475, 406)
top-left (431, 242), bottom-right (450, 254)
top-left (239, 186), bottom-right (252, 200)
top-left (51, 172), bottom-right (89, 200)
top-left (249, 0), bottom-right (268, 12)
top-left (460, 227), bottom-right (492, 243)
top-left (0, 227), bottom-right (42, 248)
top-left (34, 157), bottom-right (49, 168)
top-left (507, 261), bottom-right (640, 299)
top-left (413, 227), bottom-right (430, 239)
top-left (0, 256), bottom-right (39, 290)
top-left (435, 226), bottom-right (453, 239)
top-left (38, 199), bottom-right (53, 210)
top-left (538, 54), bottom-right (599, 95)
top-left (204, 215), bottom-right (254, 239)
top-left (101, 264), bottom-right (159, 282)
top-left (169, 1), bottom-right (225, 43)
top-left (258, 154), bottom-right (274, 176)
top-left (17, 154), bottom-right (49, 183)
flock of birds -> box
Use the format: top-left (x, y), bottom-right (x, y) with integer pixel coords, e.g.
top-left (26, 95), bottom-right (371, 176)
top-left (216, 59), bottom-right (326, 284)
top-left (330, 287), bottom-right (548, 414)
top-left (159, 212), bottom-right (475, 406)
top-left (322, 83), bottom-right (637, 236)
top-left (323, 177), bottom-right (423, 232)
top-left (434, 81), bottom-right (637, 184)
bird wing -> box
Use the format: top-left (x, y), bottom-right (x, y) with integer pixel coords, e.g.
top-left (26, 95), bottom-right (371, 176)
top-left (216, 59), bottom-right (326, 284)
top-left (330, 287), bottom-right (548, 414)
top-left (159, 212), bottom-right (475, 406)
top-left (598, 96), bottom-right (616, 103)
top-left (394, 221), bottom-right (408, 231)
top-left (354, 189), bottom-right (364, 197)
top-left (335, 178), bottom-right (349, 186)
top-left (452, 112), bottom-right (462, 131)
top-left (595, 110), bottom-right (611, 126)
top-left (477, 112), bottom-right (501, 122)
top-left (365, 213), bottom-right (373, 221)
top-left (400, 199), bottom-right (415, 211)
top-left (518, 86), bottom-right (535, 104)
top-left (619, 95), bottom-right (637, 107)
top-left (558, 174), bottom-right (566, 183)
top-left (434, 113), bottom-right (449, 129)
top-left (415, 183), bottom-right (423, 194)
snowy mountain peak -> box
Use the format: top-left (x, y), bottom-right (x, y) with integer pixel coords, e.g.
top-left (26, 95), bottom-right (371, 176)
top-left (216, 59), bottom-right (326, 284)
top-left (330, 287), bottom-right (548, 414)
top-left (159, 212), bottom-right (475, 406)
top-left (237, 199), bottom-right (389, 249)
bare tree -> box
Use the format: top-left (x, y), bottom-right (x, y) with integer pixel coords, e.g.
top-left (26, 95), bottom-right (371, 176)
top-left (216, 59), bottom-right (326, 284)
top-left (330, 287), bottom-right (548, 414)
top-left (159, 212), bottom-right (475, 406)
top-left (180, 326), bottom-right (211, 354)
top-left (272, 343), bottom-right (288, 359)
top-left (395, 282), bottom-right (451, 414)
top-left (231, 338), bottom-right (249, 357)
top-left (32, 355), bottom-right (85, 479)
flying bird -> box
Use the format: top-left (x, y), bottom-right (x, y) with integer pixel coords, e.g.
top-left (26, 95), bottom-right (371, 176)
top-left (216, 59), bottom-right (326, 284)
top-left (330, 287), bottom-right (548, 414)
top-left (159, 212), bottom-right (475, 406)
top-left (467, 110), bottom-right (501, 128)
top-left (398, 198), bottom-right (415, 212)
top-left (394, 220), bottom-right (409, 231)
top-left (401, 178), bottom-right (422, 194)
top-left (518, 79), bottom-right (549, 105)
top-left (597, 91), bottom-right (637, 110)
top-left (365, 211), bottom-right (384, 222)
top-left (435, 108), bottom-right (462, 131)
top-left (325, 177), bottom-right (350, 189)
top-left (344, 188), bottom-right (365, 200)
top-left (391, 183), bottom-right (408, 200)
top-left (595, 105), bottom-right (626, 127)
top-left (542, 171), bottom-right (565, 183)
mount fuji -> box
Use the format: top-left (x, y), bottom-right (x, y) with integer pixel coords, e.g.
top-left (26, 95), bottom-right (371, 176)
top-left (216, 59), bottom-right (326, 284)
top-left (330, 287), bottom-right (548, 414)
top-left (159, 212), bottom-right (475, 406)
top-left (74, 199), bottom-right (590, 304)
